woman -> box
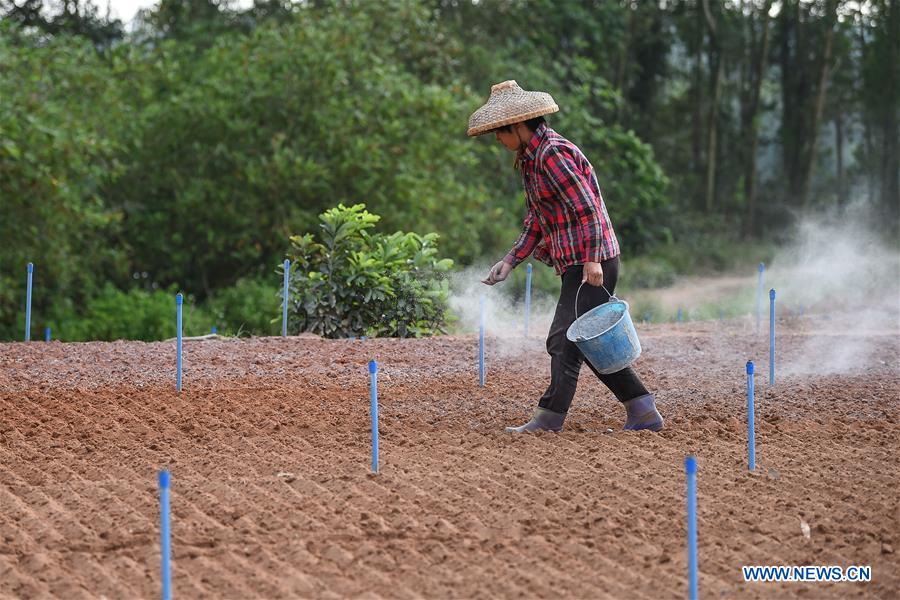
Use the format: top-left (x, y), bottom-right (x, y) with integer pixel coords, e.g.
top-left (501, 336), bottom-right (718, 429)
top-left (468, 80), bottom-right (663, 433)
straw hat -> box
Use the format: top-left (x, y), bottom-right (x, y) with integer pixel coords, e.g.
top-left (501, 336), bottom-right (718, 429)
top-left (467, 80), bottom-right (559, 137)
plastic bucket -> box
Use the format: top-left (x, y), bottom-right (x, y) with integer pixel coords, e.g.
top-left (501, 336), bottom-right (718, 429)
top-left (566, 284), bottom-right (642, 374)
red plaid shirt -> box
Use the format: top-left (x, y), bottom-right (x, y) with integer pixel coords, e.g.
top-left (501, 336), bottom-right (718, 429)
top-left (504, 123), bottom-right (620, 274)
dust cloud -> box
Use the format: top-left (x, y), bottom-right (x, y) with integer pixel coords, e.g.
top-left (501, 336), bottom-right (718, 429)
top-left (447, 265), bottom-right (556, 358)
top-left (767, 202), bottom-right (900, 377)
top-left (635, 201), bottom-right (900, 377)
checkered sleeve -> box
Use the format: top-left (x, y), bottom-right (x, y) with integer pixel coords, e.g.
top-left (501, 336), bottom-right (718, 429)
top-left (504, 206), bottom-right (543, 267)
top-left (532, 240), bottom-right (553, 267)
top-left (542, 145), bottom-right (607, 264)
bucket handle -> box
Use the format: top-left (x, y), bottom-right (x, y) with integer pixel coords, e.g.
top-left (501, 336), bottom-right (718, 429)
top-left (574, 281), bottom-right (617, 319)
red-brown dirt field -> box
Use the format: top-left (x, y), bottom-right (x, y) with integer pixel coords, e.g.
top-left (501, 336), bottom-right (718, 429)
top-left (1, 315), bottom-right (898, 599)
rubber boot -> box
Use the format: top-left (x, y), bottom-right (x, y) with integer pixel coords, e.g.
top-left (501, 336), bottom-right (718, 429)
top-left (622, 393), bottom-right (664, 432)
top-left (505, 407), bottom-right (566, 433)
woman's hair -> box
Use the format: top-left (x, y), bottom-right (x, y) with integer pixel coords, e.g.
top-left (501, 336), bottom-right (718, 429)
top-left (494, 116), bottom-right (546, 134)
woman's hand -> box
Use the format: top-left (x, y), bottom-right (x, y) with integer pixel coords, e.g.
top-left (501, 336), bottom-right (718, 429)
top-left (582, 261), bottom-right (604, 287)
top-left (482, 260), bottom-right (513, 285)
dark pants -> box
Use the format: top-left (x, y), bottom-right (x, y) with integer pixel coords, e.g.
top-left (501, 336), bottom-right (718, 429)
top-left (538, 257), bottom-right (650, 414)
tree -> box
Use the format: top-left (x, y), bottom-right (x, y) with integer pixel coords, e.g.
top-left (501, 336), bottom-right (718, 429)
top-left (777, 0), bottom-right (841, 208)
top-left (0, 0), bottom-right (124, 47)
top-left (106, 10), bottom-right (496, 297)
top-left (740, 0), bottom-right (774, 234)
top-left (0, 25), bottom-right (130, 339)
top-left (701, 0), bottom-right (724, 213)
top-left (858, 0), bottom-right (899, 222)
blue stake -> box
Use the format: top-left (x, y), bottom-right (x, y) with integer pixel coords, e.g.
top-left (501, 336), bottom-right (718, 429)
top-left (746, 361), bottom-right (756, 471)
top-left (686, 456), bottom-right (699, 600)
top-left (176, 294), bottom-right (183, 392)
top-left (44, 326), bottom-right (51, 342)
top-left (282, 259), bottom-right (291, 337)
top-left (479, 296), bottom-right (486, 387)
top-left (677, 308), bottom-right (683, 323)
top-left (25, 263), bottom-right (33, 341)
top-left (524, 263), bottom-right (532, 337)
top-left (158, 470), bottom-right (172, 600)
top-left (211, 326), bottom-right (217, 335)
top-left (756, 262), bottom-right (765, 333)
top-left (643, 312), bottom-right (651, 324)
top-left (369, 360), bottom-right (379, 474)
top-left (769, 289), bottom-right (776, 386)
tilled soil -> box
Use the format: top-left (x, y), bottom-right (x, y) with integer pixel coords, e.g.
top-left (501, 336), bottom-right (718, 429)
top-left (1, 315), bottom-right (898, 599)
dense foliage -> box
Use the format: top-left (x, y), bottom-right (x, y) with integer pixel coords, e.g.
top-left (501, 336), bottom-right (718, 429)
top-left (37, 280), bottom-right (279, 342)
top-left (54, 284), bottom-right (195, 342)
top-left (0, 30), bottom-right (131, 339)
top-left (0, 0), bottom-right (896, 340)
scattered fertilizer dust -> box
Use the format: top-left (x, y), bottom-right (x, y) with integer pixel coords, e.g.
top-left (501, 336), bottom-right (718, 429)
top-left (448, 265), bottom-right (557, 357)
top-left (765, 204), bottom-right (900, 377)
top-left (1, 314), bottom-right (898, 599)
top-left (628, 201), bottom-right (900, 378)
top-left (644, 274), bottom-right (755, 316)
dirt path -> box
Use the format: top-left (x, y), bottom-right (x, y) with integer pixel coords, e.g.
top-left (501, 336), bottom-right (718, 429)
top-left (1, 315), bottom-right (898, 599)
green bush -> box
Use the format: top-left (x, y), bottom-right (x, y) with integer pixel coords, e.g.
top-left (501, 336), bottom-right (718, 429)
top-left (206, 277), bottom-right (281, 336)
top-left (628, 296), bottom-right (665, 324)
top-left (620, 256), bottom-right (677, 289)
top-left (286, 204), bottom-right (453, 338)
top-left (40, 279), bottom-right (282, 341)
top-left (48, 284), bottom-right (212, 342)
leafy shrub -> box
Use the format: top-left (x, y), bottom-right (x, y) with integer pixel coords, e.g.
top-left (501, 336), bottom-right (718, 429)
top-left (205, 277), bottom-right (281, 336)
top-left (287, 204), bottom-right (453, 338)
top-left (48, 284), bottom-right (212, 342)
top-left (628, 296), bottom-right (665, 324)
top-left (620, 256), bottom-right (677, 289)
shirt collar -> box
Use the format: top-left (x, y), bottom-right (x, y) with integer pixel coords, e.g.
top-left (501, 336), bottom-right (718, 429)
top-left (521, 122), bottom-right (547, 161)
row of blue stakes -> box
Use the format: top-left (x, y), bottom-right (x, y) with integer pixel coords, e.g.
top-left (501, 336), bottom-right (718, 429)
top-left (25, 260), bottom-right (775, 600)
top-left (21, 260), bottom-right (785, 343)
